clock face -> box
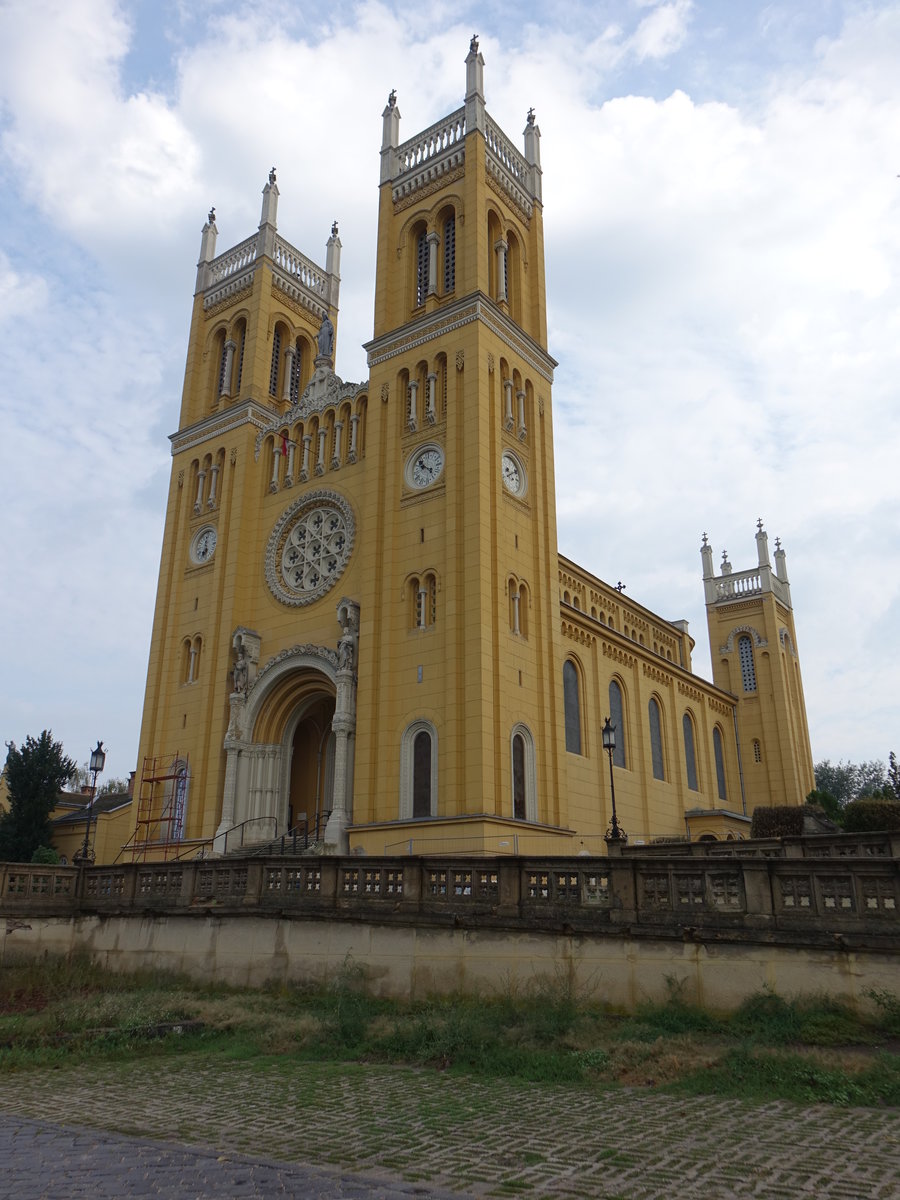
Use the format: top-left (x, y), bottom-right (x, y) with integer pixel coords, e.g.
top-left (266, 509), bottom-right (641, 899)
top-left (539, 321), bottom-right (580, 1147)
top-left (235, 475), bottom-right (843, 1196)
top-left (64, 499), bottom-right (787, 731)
top-left (501, 451), bottom-right (526, 497)
top-left (191, 526), bottom-right (217, 564)
top-left (405, 444), bottom-right (445, 490)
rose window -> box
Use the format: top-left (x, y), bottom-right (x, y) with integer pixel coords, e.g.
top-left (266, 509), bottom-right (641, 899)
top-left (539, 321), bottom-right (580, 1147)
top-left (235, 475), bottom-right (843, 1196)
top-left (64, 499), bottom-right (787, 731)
top-left (266, 491), bottom-right (355, 607)
top-left (281, 507), bottom-right (348, 593)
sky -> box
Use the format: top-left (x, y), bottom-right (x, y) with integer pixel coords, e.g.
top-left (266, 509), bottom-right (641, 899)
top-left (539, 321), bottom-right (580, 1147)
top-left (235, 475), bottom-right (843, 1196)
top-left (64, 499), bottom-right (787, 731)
top-left (1, 0), bottom-right (898, 784)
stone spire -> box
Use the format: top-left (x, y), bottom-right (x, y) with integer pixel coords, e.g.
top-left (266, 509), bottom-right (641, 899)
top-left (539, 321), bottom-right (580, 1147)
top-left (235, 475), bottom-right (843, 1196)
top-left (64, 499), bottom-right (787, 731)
top-left (381, 89), bottom-right (401, 184)
top-left (524, 107), bottom-right (542, 203)
top-left (755, 517), bottom-right (770, 567)
top-left (325, 220), bottom-right (342, 309)
top-left (195, 206), bottom-right (218, 295)
top-left (465, 34), bottom-right (486, 134)
top-left (700, 532), bottom-right (714, 580)
top-left (257, 167), bottom-right (279, 259)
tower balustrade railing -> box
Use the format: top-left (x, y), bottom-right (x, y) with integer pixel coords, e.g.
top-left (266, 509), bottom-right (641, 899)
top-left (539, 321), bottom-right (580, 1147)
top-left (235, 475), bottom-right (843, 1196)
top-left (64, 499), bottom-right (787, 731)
top-left (484, 115), bottom-right (534, 214)
top-left (713, 567), bottom-right (791, 606)
top-left (714, 569), bottom-right (762, 599)
top-left (272, 236), bottom-right (328, 297)
top-left (392, 108), bottom-right (466, 200)
top-left (484, 116), bottom-right (528, 184)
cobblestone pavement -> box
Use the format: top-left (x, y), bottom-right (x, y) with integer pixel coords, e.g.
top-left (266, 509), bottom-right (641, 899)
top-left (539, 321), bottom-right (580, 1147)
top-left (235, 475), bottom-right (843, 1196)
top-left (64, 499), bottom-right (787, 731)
top-left (0, 1115), bottom-right (466, 1199)
top-left (1, 1056), bottom-right (899, 1199)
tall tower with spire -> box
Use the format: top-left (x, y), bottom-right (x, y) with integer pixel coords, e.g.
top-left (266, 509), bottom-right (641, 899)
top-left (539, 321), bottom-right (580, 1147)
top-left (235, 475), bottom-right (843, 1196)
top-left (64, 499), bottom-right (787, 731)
top-left (701, 523), bottom-right (815, 811)
top-left (354, 35), bottom-right (567, 843)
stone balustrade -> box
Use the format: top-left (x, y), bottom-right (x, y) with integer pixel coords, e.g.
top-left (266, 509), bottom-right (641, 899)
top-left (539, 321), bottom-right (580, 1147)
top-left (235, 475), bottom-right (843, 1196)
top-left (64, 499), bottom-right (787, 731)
top-left (392, 108), bottom-right (466, 202)
top-left (272, 237), bottom-right (327, 296)
top-left (3, 845), bottom-right (899, 946)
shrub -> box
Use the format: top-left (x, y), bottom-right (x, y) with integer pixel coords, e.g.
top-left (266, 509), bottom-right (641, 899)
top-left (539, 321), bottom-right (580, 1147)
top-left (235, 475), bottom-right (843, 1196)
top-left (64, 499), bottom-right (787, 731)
top-left (842, 798), bottom-right (900, 833)
top-left (30, 845), bottom-right (60, 865)
top-left (750, 805), bottom-right (804, 839)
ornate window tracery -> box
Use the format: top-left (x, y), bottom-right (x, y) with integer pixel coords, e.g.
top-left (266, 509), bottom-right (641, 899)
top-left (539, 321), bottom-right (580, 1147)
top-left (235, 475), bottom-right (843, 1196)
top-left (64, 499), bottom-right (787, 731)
top-left (265, 491), bottom-right (355, 607)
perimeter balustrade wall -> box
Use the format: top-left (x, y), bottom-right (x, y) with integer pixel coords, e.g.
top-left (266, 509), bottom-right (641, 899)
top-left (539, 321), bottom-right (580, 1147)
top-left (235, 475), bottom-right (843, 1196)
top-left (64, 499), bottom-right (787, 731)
top-left (3, 835), bottom-right (899, 1011)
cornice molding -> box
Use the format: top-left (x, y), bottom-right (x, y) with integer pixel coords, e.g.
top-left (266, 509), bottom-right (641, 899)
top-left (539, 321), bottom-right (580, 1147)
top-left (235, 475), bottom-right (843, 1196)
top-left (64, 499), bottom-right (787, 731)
top-left (170, 401), bottom-right (273, 456)
top-left (364, 294), bottom-right (556, 383)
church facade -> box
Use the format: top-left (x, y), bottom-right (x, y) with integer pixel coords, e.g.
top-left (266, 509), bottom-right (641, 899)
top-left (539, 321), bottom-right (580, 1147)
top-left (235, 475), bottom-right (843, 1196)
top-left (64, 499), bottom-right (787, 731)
top-left (132, 42), bottom-right (814, 861)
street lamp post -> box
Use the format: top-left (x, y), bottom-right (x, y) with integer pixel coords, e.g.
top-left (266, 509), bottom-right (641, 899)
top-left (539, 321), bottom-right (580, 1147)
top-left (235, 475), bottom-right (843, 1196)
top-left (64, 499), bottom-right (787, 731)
top-left (602, 717), bottom-right (626, 845)
top-left (79, 740), bottom-right (106, 865)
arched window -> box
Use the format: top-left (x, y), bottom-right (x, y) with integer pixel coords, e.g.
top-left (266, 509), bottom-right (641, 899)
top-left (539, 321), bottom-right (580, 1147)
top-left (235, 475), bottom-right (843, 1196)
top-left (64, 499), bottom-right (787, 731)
top-left (738, 635), bottom-right (757, 692)
top-left (648, 698), bottom-right (665, 781)
top-left (443, 215), bottom-right (455, 293)
top-left (608, 680), bottom-right (626, 768)
top-left (413, 731), bottom-right (431, 818)
top-left (563, 660), bottom-right (582, 755)
top-left (416, 230), bottom-right (428, 307)
top-left (400, 720), bottom-right (438, 819)
top-left (511, 724), bottom-right (537, 822)
top-left (683, 713), bottom-right (699, 791)
top-left (713, 727), bottom-right (727, 801)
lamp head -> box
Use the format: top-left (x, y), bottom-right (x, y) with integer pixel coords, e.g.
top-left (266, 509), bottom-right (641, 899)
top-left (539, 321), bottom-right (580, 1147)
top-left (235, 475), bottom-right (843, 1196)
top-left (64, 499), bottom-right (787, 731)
top-left (89, 741), bottom-right (106, 775)
top-left (602, 718), bottom-right (616, 753)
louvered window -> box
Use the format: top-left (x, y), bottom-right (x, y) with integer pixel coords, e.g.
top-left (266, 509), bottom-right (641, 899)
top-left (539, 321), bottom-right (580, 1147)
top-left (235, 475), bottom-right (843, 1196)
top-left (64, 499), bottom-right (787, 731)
top-left (738, 635), bottom-right (757, 692)
top-left (269, 329), bottom-right (282, 397)
top-left (416, 232), bottom-right (428, 307)
top-left (444, 216), bottom-right (455, 293)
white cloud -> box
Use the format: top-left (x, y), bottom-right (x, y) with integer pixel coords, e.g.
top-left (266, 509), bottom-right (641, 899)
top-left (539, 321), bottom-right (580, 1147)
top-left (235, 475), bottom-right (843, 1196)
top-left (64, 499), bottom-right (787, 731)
top-left (629, 0), bottom-right (693, 60)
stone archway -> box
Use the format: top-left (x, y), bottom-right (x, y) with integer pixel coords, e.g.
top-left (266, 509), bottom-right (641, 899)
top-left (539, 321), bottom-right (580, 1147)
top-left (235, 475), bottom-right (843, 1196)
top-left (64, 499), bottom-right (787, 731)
top-left (215, 606), bottom-right (359, 854)
top-left (216, 648), bottom-right (339, 847)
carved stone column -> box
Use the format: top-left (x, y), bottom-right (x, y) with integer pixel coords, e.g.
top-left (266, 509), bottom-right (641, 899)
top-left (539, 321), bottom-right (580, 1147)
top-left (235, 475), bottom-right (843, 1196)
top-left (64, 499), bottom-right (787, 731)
top-left (282, 345), bottom-right (295, 403)
top-left (517, 390), bottom-right (527, 441)
top-left (284, 440), bottom-right (297, 488)
top-left (348, 414), bottom-right (359, 463)
top-left (193, 469), bottom-right (206, 514)
top-left (426, 373), bottom-right (437, 424)
top-left (269, 443), bottom-right (282, 492)
top-left (325, 598), bottom-right (360, 854)
top-left (407, 380), bottom-right (418, 433)
top-left (206, 462), bottom-right (220, 508)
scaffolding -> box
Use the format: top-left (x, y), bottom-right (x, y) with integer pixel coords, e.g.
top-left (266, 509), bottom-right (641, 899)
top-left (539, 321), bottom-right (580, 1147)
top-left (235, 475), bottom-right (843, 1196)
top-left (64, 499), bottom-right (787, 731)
top-left (130, 752), bottom-right (190, 862)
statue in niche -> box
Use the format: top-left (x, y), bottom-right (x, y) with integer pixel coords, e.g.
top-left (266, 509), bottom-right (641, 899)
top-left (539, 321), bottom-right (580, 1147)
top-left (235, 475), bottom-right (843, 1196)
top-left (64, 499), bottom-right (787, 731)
top-left (317, 312), bottom-right (334, 358)
top-left (232, 644), bottom-right (249, 694)
top-left (338, 627), bottom-right (355, 671)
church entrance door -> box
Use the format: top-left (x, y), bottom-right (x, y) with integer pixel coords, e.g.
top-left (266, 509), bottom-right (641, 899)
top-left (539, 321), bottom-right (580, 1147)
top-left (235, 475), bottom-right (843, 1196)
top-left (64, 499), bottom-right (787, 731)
top-left (287, 694), bottom-right (335, 836)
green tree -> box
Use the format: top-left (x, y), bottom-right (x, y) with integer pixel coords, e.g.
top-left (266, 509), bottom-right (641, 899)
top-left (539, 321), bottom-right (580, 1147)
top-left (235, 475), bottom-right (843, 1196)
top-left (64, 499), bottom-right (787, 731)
top-left (98, 777), bottom-right (129, 796)
top-left (813, 760), bottom-right (857, 807)
top-left (0, 732), bottom-right (75, 863)
top-left (887, 751), bottom-right (900, 802)
top-left (814, 758), bottom-right (888, 806)
top-left (805, 788), bottom-right (843, 825)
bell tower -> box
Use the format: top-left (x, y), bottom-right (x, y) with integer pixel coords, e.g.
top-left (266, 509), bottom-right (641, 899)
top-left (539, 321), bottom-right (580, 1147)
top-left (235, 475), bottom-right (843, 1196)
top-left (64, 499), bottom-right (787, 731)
top-left (351, 38), bottom-right (570, 842)
top-left (701, 523), bottom-right (815, 812)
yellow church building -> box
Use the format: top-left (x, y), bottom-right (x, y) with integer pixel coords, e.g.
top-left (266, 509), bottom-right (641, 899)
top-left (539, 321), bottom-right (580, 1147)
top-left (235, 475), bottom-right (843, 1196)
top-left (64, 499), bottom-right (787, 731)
top-left (132, 40), bottom-right (814, 862)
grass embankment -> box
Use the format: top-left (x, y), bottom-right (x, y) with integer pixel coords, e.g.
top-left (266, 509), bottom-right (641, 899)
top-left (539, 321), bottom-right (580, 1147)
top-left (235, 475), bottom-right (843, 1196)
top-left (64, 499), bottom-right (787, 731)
top-left (2, 956), bottom-right (899, 1107)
